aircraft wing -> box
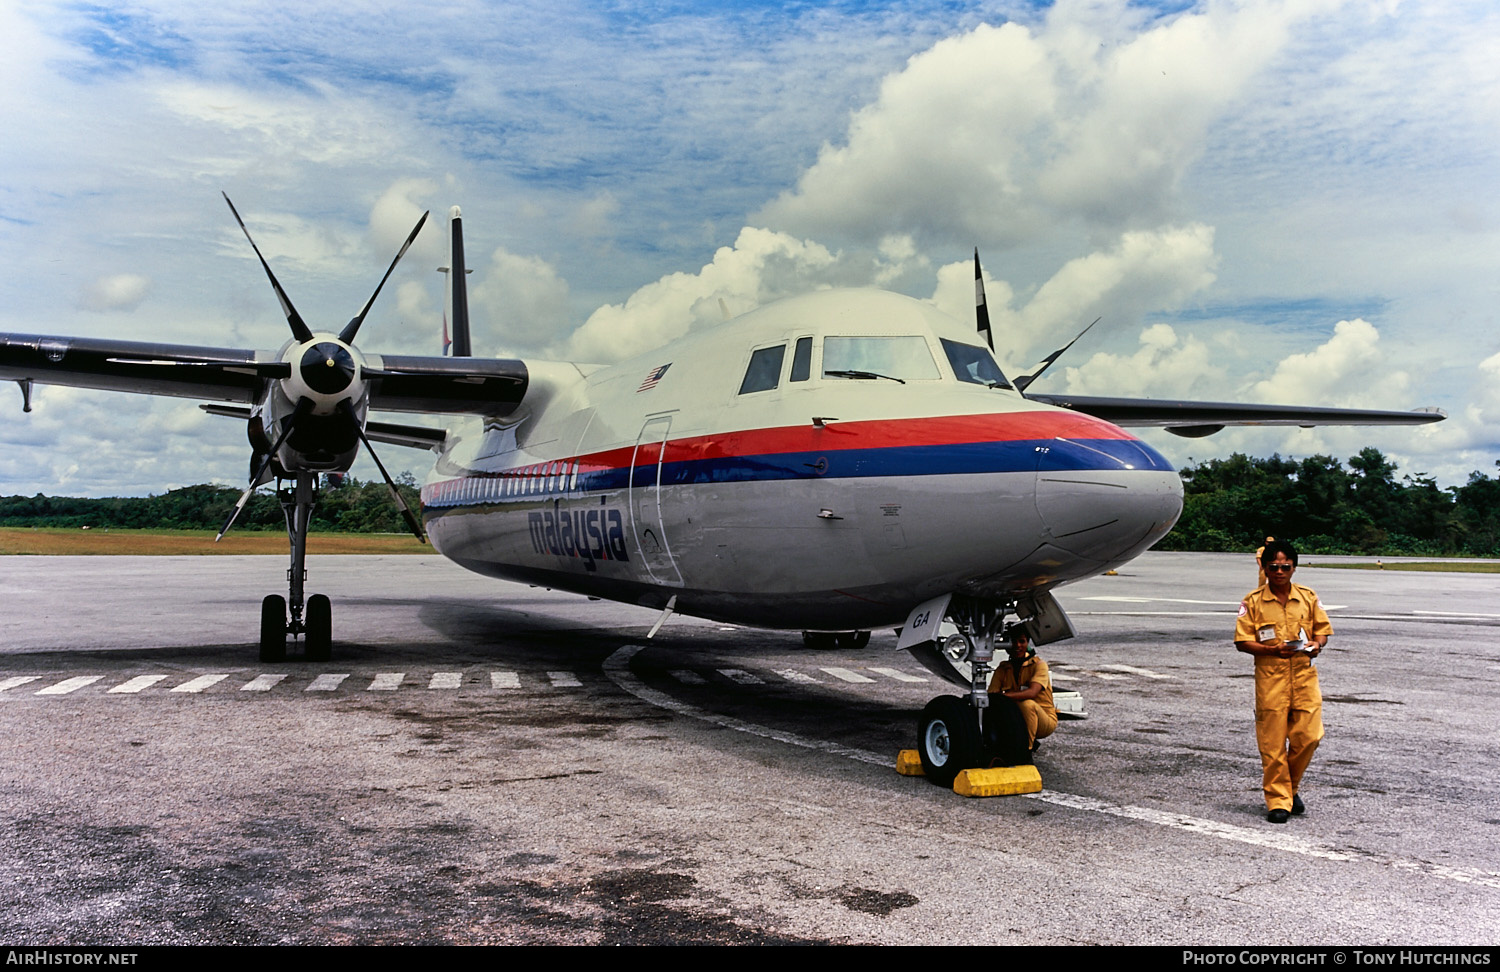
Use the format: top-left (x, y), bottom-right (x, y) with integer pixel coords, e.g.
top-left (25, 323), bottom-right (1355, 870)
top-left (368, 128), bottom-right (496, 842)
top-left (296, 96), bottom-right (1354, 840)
top-left (201, 404), bottom-right (448, 452)
top-left (0, 333), bottom-right (528, 416)
top-left (1025, 392), bottom-right (1447, 437)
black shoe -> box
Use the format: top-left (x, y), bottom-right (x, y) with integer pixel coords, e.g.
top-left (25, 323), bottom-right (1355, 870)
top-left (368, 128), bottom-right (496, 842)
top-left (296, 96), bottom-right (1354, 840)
top-left (1267, 808), bottom-right (1290, 824)
top-left (1291, 793), bottom-right (1305, 815)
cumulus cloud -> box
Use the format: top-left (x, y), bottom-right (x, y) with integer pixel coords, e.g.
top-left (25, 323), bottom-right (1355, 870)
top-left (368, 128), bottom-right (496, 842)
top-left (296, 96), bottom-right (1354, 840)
top-left (470, 248), bottom-right (573, 353)
top-left (928, 223), bottom-right (1218, 369)
top-left (1061, 322), bottom-right (1227, 398)
top-left (1247, 318), bottom-right (1404, 407)
top-left (79, 273), bottom-right (151, 312)
top-left (757, 0), bottom-right (1338, 247)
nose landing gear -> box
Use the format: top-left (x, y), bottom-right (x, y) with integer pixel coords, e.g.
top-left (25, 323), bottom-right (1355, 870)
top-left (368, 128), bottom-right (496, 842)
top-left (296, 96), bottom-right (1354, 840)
top-left (257, 471), bottom-right (334, 663)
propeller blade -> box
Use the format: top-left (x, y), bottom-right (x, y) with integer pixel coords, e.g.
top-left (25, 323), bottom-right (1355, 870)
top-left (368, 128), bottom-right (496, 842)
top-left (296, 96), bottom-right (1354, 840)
top-left (339, 402), bottom-right (427, 543)
top-left (216, 400), bottom-right (310, 541)
top-left (1014, 317), bottom-right (1101, 393)
top-left (222, 193), bottom-right (315, 344)
top-left (339, 210), bottom-right (430, 344)
top-left (974, 248), bottom-right (993, 352)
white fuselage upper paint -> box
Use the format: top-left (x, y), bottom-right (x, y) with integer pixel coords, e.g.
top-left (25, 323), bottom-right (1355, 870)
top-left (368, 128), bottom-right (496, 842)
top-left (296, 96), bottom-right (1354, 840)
top-left (420, 290), bottom-right (1183, 630)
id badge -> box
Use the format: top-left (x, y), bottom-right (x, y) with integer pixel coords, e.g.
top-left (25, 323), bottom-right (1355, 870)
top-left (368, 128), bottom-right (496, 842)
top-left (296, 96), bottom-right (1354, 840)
top-left (1257, 625), bottom-right (1276, 642)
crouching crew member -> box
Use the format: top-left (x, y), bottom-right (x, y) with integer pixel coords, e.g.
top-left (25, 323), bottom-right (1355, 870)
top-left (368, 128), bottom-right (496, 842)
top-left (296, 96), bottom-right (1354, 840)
top-left (988, 627), bottom-right (1058, 755)
top-left (1235, 539), bottom-right (1332, 824)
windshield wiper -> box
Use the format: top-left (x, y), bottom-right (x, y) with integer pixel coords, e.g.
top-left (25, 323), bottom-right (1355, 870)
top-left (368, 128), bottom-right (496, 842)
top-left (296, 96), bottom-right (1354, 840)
top-left (824, 369), bottom-right (907, 384)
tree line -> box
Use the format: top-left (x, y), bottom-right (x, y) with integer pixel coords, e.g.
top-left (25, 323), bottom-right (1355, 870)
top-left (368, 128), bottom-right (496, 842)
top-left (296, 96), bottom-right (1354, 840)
top-left (5, 448), bottom-right (1500, 555)
top-left (0, 475), bottom-right (422, 535)
top-left (1159, 448), bottom-right (1500, 556)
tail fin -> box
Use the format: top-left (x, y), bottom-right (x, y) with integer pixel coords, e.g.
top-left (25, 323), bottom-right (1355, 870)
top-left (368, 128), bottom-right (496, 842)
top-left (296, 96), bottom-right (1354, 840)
top-left (439, 206), bottom-right (472, 357)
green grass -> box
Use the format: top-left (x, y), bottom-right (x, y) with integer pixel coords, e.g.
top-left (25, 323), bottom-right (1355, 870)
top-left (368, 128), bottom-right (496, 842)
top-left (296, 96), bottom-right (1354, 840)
top-left (1307, 560), bottom-right (1500, 573)
top-left (0, 527), bottom-right (429, 556)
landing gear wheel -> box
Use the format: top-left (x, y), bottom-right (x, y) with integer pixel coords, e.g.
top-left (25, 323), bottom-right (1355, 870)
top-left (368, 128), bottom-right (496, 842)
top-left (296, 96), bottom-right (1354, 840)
top-left (833, 630), bottom-right (871, 650)
top-left (801, 631), bottom-right (836, 649)
top-left (259, 594), bottom-right (287, 663)
top-left (918, 695), bottom-right (982, 787)
top-left (304, 593), bottom-right (332, 662)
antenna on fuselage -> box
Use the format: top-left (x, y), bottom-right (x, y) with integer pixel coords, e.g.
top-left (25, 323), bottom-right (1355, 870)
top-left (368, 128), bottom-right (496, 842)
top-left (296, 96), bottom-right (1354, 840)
top-left (438, 206), bottom-right (473, 357)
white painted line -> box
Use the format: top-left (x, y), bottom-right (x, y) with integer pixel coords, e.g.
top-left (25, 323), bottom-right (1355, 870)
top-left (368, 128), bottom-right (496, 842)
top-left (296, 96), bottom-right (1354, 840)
top-left (1079, 596), bottom-right (1241, 606)
top-left (603, 645), bottom-right (1500, 894)
top-left (369, 673), bottom-right (404, 691)
top-left (0, 676), bottom-right (42, 693)
top-left (491, 671), bottom-right (521, 689)
top-left (1415, 610), bottom-right (1500, 619)
top-left (1097, 664), bottom-right (1175, 680)
top-left (108, 675), bottom-right (168, 694)
top-left (869, 667), bottom-right (927, 683)
top-left (547, 671), bottom-right (582, 688)
top-left (37, 676), bottom-right (103, 696)
top-left (306, 673), bottom-right (349, 692)
top-left (669, 669), bottom-right (707, 685)
top-left (429, 672), bottom-right (462, 689)
top-left (1078, 670), bottom-right (1128, 681)
top-left (821, 667), bottom-right (875, 684)
top-left (171, 674), bottom-right (229, 694)
top-left (718, 668), bottom-right (764, 685)
top-left (241, 673), bottom-right (288, 692)
top-left (1049, 671), bottom-right (1078, 682)
top-left (774, 669), bottom-right (819, 684)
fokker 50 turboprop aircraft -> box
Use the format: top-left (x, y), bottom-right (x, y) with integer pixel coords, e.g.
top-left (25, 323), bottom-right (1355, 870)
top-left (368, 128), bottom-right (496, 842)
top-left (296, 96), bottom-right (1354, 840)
top-left (1, 198), bottom-right (1444, 782)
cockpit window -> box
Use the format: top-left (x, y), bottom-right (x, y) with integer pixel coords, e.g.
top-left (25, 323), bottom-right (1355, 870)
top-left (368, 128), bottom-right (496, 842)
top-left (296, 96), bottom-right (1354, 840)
top-left (823, 336), bottom-right (939, 383)
top-left (940, 338), bottom-right (1014, 390)
top-left (738, 343), bottom-right (787, 395)
top-left (789, 336), bottom-right (812, 382)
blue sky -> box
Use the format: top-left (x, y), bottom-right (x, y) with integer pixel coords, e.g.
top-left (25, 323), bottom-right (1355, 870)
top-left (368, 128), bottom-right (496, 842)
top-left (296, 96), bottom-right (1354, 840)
top-left (1, 0), bottom-right (1496, 496)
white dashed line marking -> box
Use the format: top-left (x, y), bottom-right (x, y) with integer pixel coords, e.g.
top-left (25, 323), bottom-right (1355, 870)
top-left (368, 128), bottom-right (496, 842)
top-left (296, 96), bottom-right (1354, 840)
top-left (821, 667), bottom-right (875, 684)
top-left (306, 674), bottom-right (349, 692)
top-left (491, 671), bottom-right (520, 689)
top-left (1097, 664), bottom-right (1175, 679)
top-left (241, 674), bottom-right (288, 692)
top-left (172, 674), bottom-right (229, 693)
top-left (0, 676), bottom-right (42, 693)
top-left (37, 676), bottom-right (103, 696)
top-left (108, 675), bottom-right (168, 694)
top-left (369, 673), bottom-right (404, 691)
top-left (429, 672), bottom-right (462, 689)
top-left (718, 668), bottom-right (764, 685)
top-left (547, 671), bottom-right (582, 688)
top-left (774, 669), bottom-right (819, 684)
top-left (869, 667), bottom-right (926, 683)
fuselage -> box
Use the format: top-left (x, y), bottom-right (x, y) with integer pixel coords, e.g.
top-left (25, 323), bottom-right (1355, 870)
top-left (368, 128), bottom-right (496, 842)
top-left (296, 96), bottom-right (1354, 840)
top-left (419, 289), bottom-right (1183, 630)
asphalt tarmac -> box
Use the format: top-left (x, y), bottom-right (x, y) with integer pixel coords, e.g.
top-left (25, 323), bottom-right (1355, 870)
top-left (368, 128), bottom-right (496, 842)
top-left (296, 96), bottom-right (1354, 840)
top-left (1, 551), bottom-right (1497, 945)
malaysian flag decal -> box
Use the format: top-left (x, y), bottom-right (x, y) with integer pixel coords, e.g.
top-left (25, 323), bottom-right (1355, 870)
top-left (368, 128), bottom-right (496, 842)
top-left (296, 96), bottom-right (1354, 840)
top-left (636, 363), bottom-right (671, 392)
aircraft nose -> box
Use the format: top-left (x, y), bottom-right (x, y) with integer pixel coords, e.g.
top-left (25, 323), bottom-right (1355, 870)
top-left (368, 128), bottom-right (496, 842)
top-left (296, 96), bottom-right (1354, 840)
top-left (1034, 436), bottom-right (1183, 568)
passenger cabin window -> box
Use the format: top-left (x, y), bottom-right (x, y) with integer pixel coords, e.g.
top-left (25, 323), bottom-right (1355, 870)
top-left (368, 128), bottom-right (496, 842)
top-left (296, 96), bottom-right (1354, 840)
top-left (940, 338), bottom-right (1014, 389)
top-left (823, 336), bottom-right (939, 383)
top-left (738, 344), bottom-right (787, 395)
top-left (790, 336), bottom-right (812, 382)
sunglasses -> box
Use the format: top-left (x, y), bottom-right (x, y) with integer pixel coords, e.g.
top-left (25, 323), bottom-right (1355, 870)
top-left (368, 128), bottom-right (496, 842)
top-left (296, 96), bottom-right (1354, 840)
top-left (1266, 564), bottom-right (1295, 572)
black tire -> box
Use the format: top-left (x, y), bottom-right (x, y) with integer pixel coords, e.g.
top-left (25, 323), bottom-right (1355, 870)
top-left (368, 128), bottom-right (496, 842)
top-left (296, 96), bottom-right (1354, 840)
top-left (917, 696), bottom-right (982, 787)
top-left (259, 595), bottom-right (287, 663)
top-left (305, 594), bottom-right (332, 663)
top-left (833, 630), bottom-right (871, 650)
top-left (801, 631), bottom-right (837, 649)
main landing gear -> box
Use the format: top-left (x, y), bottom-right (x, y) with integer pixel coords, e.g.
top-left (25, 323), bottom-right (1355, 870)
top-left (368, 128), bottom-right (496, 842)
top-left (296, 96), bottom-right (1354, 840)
top-left (258, 471), bottom-right (333, 663)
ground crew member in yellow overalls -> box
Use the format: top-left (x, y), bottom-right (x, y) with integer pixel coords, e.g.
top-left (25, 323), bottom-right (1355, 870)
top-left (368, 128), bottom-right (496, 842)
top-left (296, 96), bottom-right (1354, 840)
top-left (1235, 539), bottom-right (1332, 823)
top-left (988, 628), bottom-right (1057, 752)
